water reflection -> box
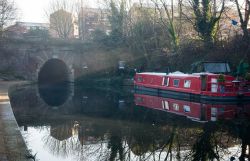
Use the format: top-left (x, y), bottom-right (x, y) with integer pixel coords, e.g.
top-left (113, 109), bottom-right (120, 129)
top-left (9, 85), bottom-right (250, 161)
top-left (134, 94), bottom-right (250, 122)
top-left (38, 83), bottom-right (72, 106)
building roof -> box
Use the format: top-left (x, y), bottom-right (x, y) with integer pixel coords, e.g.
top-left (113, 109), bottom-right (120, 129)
top-left (50, 9), bottom-right (72, 17)
top-left (16, 21), bottom-right (49, 28)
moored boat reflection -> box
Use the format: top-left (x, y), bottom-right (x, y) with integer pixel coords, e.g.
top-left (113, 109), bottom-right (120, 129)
top-left (134, 93), bottom-right (250, 122)
top-left (133, 93), bottom-right (250, 161)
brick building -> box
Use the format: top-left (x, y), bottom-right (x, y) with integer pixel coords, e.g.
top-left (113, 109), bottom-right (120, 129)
top-left (5, 21), bottom-right (49, 39)
top-left (78, 7), bottom-right (111, 40)
top-left (49, 9), bottom-right (75, 39)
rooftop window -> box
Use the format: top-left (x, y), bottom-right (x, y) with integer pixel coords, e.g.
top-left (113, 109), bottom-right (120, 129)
top-left (204, 63), bottom-right (231, 73)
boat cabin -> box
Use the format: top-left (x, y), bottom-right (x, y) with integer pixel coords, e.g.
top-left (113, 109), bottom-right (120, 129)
top-left (134, 72), bottom-right (238, 94)
top-left (134, 61), bottom-right (250, 101)
top-left (191, 61), bottom-right (231, 74)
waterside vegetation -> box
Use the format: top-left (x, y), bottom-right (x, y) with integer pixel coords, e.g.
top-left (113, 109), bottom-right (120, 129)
top-left (0, 0), bottom-right (250, 81)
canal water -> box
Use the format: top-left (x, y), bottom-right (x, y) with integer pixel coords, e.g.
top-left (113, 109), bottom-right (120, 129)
top-left (9, 84), bottom-right (250, 161)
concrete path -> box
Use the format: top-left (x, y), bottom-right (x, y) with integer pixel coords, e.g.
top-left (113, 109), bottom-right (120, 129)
top-left (0, 81), bottom-right (32, 161)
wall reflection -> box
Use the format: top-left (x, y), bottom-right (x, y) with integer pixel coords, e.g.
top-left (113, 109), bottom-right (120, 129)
top-left (9, 85), bottom-right (250, 161)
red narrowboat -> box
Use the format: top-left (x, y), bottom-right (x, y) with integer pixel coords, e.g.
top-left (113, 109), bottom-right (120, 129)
top-left (134, 94), bottom-right (250, 122)
top-left (134, 62), bottom-right (250, 103)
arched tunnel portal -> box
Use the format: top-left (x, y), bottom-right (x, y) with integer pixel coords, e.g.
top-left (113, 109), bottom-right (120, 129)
top-left (38, 59), bottom-right (72, 84)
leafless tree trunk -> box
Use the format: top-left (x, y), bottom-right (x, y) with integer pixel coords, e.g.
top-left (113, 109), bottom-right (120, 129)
top-left (46, 0), bottom-right (75, 40)
top-left (151, 0), bottom-right (181, 51)
top-left (188, 0), bottom-right (225, 44)
top-left (75, 0), bottom-right (86, 41)
top-left (0, 0), bottom-right (17, 37)
top-left (235, 0), bottom-right (250, 40)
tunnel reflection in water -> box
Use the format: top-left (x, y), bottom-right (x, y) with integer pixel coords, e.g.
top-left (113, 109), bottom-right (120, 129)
top-left (38, 83), bottom-right (70, 107)
top-left (38, 59), bottom-right (70, 84)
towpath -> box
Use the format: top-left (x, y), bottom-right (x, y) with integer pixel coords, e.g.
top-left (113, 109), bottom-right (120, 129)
top-left (0, 81), bottom-right (32, 161)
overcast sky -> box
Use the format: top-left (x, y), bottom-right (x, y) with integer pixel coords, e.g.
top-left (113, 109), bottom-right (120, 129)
top-left (15, 0), bottom-right (100, 23)
top-left (15, 0), bottom-right (244, 23)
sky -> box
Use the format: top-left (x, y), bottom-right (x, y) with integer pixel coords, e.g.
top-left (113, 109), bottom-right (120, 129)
top-left (15, 0), bottom-right (245, 24)
top-left (16, 0), bottom-right (51, 23)
top-left (15, 0), bottom-right (100, 23)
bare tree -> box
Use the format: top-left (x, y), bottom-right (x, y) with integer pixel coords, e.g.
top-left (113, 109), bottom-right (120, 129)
top-left (189, 0), bottom-right (225, 44)
top-left (0, 0), bottom-right (17, 36)
top-left (103, 0), bottom-right (127, 45)
top-left (75, 0), bottom-right (84, 40)
top-left (46, 0), bottom-right (75, 39)
top-left (151, 0), bottom-right (182, 51)
top-left (235, 0), bottom-right (250, 40)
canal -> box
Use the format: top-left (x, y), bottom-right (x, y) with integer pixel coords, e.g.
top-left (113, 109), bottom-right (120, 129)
top-left (9, 83), bottom-right (250, 161)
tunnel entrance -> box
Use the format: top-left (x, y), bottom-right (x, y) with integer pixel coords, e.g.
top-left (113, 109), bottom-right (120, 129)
top-left (38, 59), bottom-right (70, 84)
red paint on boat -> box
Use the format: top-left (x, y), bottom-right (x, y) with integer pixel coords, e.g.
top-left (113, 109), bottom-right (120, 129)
top-left (134, 72), bottom-right (250, 99)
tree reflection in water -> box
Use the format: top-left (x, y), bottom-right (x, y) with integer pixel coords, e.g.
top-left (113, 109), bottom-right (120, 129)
top-left (42, 122), bottom-right (76, 158)
top-left (233, 115), bottom-right (250, 161)
top-left (22, 118), bottom-right (241, 161)
top-left (191, 122), bottom-right (220, 161)
top-left (108, 130), bottom-right (124, 161)
top-left (9, 84), bottom-right (250, 161)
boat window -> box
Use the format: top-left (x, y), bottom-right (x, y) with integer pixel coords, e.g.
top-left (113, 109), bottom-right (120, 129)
top-left (135, 97), bottom-right (143, 103)
top-left (137, 76), bottom-right (143, 82)
top-left (184, 105), bottom-right (191, 112)
top-left (162, 101), bottom-right (169, 110)
top-left (184, 80), bottom-right (191, 88)
top-left (173, 103), bottom-right (179, 111)
top-left (211, 78), bottom-right (218, 93)
top-left (204, 62), bottom-right (231, 73)
top-left (163, 77), bottom-right (170, 86)
top-left (173, 79), bottom-right (180, 87)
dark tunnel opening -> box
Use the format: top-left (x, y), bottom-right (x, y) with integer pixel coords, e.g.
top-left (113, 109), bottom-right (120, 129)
top-left (38, 59), bottom-right (70, 84)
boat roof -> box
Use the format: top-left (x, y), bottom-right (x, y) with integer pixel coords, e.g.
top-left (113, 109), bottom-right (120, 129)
top-left (137, 72), bottom-right (219, 77)
top-left (138, 72), bottom-right (167, 76)
top-left (168, 71), bottom-right (193, 77)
